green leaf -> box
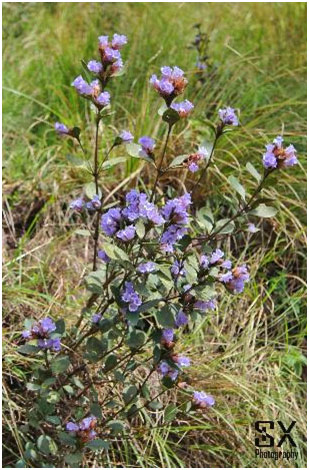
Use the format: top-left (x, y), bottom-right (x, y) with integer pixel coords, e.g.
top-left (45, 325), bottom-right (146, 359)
top-left (136, 298), bottom-right (161, 314)
top-left (84, 182), bottom-right (102, 199)
top-left (90, 402), bottom-right (103, 419)
top-left (102, 242), bottom-right (129, 262)
top-left (169, 154), bottom-right (188, 168)
top-left (66, 153), bottom-right (86, 168)
top-left (162, 108), bottom-right (180, 125)
top-left (228, 176), bottom-right (246, 201)
top-left (46, 415), bottom-right (61, 425)
top-left (246, 162), bottom-right (261, 182)
top-left (26, 382), bottom-right (41, 392)
top-left (101, 157), bottom-right (126, 170)
top-left (51, 356), bottom-right (71, 375)
top-left (85, 271), bottom-right (104, 294)
top-left (37, 435), bottom-right (58, 455)
top-left (126, 330), bottom-right (147, 349)
top-left (64, 453), bottom-right (83, 466)
top-left (164, 404), bottom-right (178, 422)
top-left (123, 385), bottom-right (138, 404)
top-left (58, 431), bottom-right (77, 446)
top-left (71, 126), bottom-right (81, 139)
top-left (126, 143), bottom-right (155, 164)
top-left (135, 219), bottom-right (145, 239)
top-left (193, 285), bottom-right (216, 301)
top-left (86, 439), bottom-right (110, 450)
top-left (214, 218), bottom-right (235, 234)
top-left (249, 204), bottom-right (278, 218)
top-left (158, 103), bottom-right (168, 116)
top-left (107, 420), bottom-right (125, 434)
top-left (155, 304), bottom-right (176, 328)
top-left (148, 400), bottom-right (163, 410)
top-left (63, 385), bottom-right (74, 395)
top-left (196, 206), bottom-right (214, 232)
top-left (55, 319), bottom-right (65, 335)
top-left (18, 344), bottom-right (40, 355)
top-left (75, 229), bottom-right (91, 236)
top-left (104, 354), bottom-right (118, 372)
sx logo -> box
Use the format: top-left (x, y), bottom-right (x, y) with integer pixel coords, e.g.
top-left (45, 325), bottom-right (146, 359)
top-left (254, 421), bottom-right (297, 447)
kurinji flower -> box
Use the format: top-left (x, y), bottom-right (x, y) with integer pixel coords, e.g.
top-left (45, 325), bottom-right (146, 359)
top-left (200, 254), bottom-right (209, 269)
top-left (138, 136), bottom-right (155, 157)
top-left (161, 225), bottom-right (188, 252)
top-left (71, 75), bottom-right (93, 96)
top-left (122, 282), bottom-right (142, 312)
top-left (110, 58), bottom-right (124, 75)
top-left (102, 47), bottom-right (121, 63)
top-left (86, 194), bottom-right (101, 211)
top-left (158, 361), bottom-right (179, 381)
top-left (220, 264), bottom-right (249, 293)
top-left (66, 416), bottom-right (97, 442)
top-left (196, 61), bottom-right (207, 70)
top-left (262, 136), bottom-right (298, 169)
top-left (92, 313), bottom-right (102, 324)
top-left (22, 317), bottom-right (60, 351)
top-left (55, 122), bottom-right (69, 135)
top-left (171, 260), bottom-right (186, 277)
top-left (218, 107), bottom-right (239, 126)
top-left (173, 355), bottom-right (191, 367)
top-left (194, 299), bottom-right (216, 311)
top-left (96, 91), bottom-right (110, 107)
top-left (137, 261), bottom-right (156, 273)
top-left (138, 194), bottom-right (165, 224)
top-left (111, 33), bottom-right (127, 49)
top-left (98, 250), bottom-right (111, 263)
top-left (221, 259), bottom-right (232, 269)
top-left (161, 193), bottom-right (191, 225)
top-left (186, 146), bottom-right (208, 172)
top-left (162, 328), bottom-right (174, 343)
top-left (150, 66), bottom-right (188, 102)
top-left (116, 224), bottom-right (136, 242)
top-left (119, 130), bottom-right (134, 143)
top-left (170, 100), bottom-right (194, 118)
top-left (70, 198), bottom-right (84, 211)
top-left (210, 249), bottom-right (224, 265)
top-left (247, 222), bottom-right (258, 233)
top-left (98, 35), bottom-right (109, 47)
top-left (101, 207), bottom-right (122, 236)
top-left (87, 60), bottom-right (103, 74)
top-left (193, 391), bottom-right (215, 408)
top-left (175, 309), bottom-right (188, 328)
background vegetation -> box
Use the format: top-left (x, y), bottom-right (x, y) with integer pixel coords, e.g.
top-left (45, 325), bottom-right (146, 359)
top-left (3, 2), bottom-right (307, 468)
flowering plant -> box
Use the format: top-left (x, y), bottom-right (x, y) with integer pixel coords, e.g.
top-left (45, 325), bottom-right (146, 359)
top-left (18, 32), bottom-right (298, 467)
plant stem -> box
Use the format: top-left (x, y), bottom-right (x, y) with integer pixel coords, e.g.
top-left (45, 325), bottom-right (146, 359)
top-left (150, 123), bottom-right (172, 202)
top-left (191, 129), bottom-right (220, 199)
top-left (92, 113), bottom-right (101, 271)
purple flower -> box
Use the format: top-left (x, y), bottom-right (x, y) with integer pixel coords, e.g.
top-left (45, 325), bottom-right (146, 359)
top-left (137, 261), bottom-right (156, 274)
top-left (188, 162), bottom-right (199, 172)
top-left (150, 66), bottom-right (188, 99)
top-left (98, 35), bottom-right (109, 47)
top-left (103, 47), bottom-right (121, 63)
top-left (111, 33), bottom-right (127, 49)
top-left (119, 130), bottom-right (134, 143)
top-left (138, 194), bottom-right (164, 224)
top-left (161, 225), bottom-right (188, 253)
top-left (22, 317), bottom-right (60, 351)
top-left (121, 282), bottom-right (142, 312)
top-left (158, 361), bottom-right (179, 381)
top-left (194, 299), bottom-right (216, 311)
top-left (196, 61), bottom-right (207, 70)
top-left (55, 122), bottom-right (69, 135)
top-left (86, 194), bottom-right (101, 211)
top-left (210, 249), bottom-right (224, 265)
top-left (221, 259), bottom-right (232, 269)
top-left (161, 193), bottom-right (191, 225)
top-left (80, 416), bottom-right (96, 431)
top-left (193, 391), bottom-right (215, 408)
top-left (71, 75), bottom-right (93, 96)
top-left (101, 207), bottom-right (122, 236)
top-left (87, 60), bottom-right (103, 74)
top-left (173, 355), bottom-right (191, 367)
top-left (218, 107), bottom-right (239, 126)
top-left (262, 136), bottom-right (298, 169)
top-left (247, 223), bottom-right (258, 233)
top-left (66, 422), bottom-right (79, 432)
top-left (222, 265), bottom-right (250, 293)
top-left (92, 313), bottom-right (102, 324)
top-left (70, 198), bottom-right (84, 212)
top-left (98, 250), bottom-right (110, 263)
top-left (116, 224), bottom-right (136, 242)
top-left (175, 310), bottom-right (188, 328)
top-left (170, 100), bottom-right (194, 118)
top-left (96, 91), bottom-right (110, 107)
top-left (200, 255), bottom-right (209, 269)
top-left (171, 260), bottom-right (186, 277)
top-left (40, 317), bottom-right (57, 334)
top-left (162, 329), bottom-right (174, 343)
top-left (138, 136), bottom-right (155, 157)
top-left (110, 58), bottom-right (124, 76)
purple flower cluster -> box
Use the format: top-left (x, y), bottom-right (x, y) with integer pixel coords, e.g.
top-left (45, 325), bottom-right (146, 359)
top-left (97, 33), bottom-right (126, 76)
top-left (121, 282), bottom-right (142, 312)
top-left (22, 317), bottom-right (61, 352)
top-left (70, 195), bottom-right (101, 213)
top-left (55, 122), bottom-right (69, 136)
top-left (185, 146), bottom-right (208, 172)
top-left (138, 136), bottom-right (155, 157)
top-left (220, 264), bottom-right (250, 293)
top-left (137, 261), bottom-right (156, 274)
top-left (92, 313), bottom-right (102, 324)
top-left (119, 130), bottom-right (134, 143)
top-left (101, 190), bottom-right (164, 242)
top-left (170, 99), bottom-right (194, 118)
top-left (71, 76), bottom-right (111, 109)
top-left (175, 309), bottom-right (188, 327)
top-left (193, 391), bottom-right (215, 408)
top-left (194, 299), bottom-right (217, 312)
top-left (150, 66), bottom-right (188, 102)
top-left (262, 136), bottom-right (298, 169)
top-left (218, 107), bottom-right (239, 126)
top-left (98, 249), bottom-right (111, 263)
top-left (161, 193), bottom-right (191, 252)
top-left (66, 415), bottom-right (97, 442)
top-left (171, 260), bottom-right (186, 277)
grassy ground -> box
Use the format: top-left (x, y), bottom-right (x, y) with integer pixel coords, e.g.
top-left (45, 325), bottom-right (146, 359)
top-left (3, 2), bottom-right (307, 468)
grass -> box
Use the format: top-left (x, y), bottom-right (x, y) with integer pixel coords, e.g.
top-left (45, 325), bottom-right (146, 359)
top-left (2, 2), bottom-right (307, 468)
